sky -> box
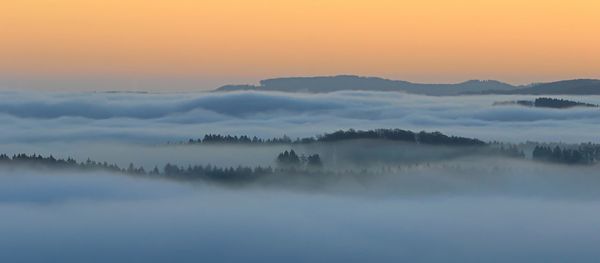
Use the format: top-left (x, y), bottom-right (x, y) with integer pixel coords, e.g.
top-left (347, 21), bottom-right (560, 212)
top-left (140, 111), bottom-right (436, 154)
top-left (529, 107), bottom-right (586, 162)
top-left (1, 0), bottom-right (600, 90)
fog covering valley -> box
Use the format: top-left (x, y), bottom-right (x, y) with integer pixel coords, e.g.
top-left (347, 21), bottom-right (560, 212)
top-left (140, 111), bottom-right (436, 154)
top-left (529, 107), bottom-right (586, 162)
top-left (1, 90), bottom-right (599, 143)
top-left (4, 162), bottom-right (600, 262)
top-left (2, 90), bottom-right (600, 262)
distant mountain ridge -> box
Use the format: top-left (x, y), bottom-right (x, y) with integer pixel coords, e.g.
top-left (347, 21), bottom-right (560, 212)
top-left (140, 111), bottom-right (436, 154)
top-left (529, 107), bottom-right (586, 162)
top-left (215, 75), bottom-right (600, 95)
top-left (472, 79), bottom-right (600, 95)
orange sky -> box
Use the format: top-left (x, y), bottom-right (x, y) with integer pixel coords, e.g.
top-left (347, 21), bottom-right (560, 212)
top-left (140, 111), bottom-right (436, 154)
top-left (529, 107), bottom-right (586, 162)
top-left (1, 0), bottom-right (599, 89)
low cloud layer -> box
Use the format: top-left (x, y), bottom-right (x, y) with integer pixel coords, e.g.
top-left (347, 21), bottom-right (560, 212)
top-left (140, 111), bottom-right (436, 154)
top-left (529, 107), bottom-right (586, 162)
top-left (0, 90), bottom-right (599, 145)
top-left (2, 89), bottom-right (599, 262)
top-left (2, 167), bottom-right (600, 263)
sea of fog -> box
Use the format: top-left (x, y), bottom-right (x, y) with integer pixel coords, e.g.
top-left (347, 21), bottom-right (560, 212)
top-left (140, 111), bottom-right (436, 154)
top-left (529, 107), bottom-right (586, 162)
top-left (0, 90), bottom-right (598, 168)
top-left (2, 168), bottom-right (600, 263)
top-left (0, 90), bottom-right (598, 146)
top-left (1, 90), bottom-right (600, 262)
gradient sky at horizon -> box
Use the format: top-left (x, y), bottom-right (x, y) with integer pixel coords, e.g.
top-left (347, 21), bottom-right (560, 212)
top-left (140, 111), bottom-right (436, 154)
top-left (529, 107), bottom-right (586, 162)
top-left (1, 0), bottom-right (599, 90)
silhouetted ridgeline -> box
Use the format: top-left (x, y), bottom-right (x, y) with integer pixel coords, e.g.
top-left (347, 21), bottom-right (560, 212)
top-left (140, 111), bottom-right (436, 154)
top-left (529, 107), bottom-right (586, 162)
top-left (216, 75), bottom-right (516, 95)
top-left (481, 79), bottom-right (600, 95)
top-left (0, 152), bottom-right (324, 184)
top-left (0, 153), bottom-right (144, 174)
top-left (187, 128), bottom-right (486, 146)
top-left (0, 153), bottom-right (264, 183)
top-left (494, 97), bottom-right (598, 109)
top-left (534, 98), bottom-right (598, 108)
top-left (216, 75), bottom-right (600, 95)
top-left (1, 143), bottom-right (599, 185)
top-left (191, 134), bottom-right (295, 144)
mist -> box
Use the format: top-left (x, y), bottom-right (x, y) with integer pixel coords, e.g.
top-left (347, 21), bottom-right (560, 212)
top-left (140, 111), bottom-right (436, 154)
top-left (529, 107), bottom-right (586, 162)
top-left (2, 164), bottom-right (600, 263)
top-left (0, 91), bottom-right (599, 149)
top-left (2, 89), bottom-right (600, 262)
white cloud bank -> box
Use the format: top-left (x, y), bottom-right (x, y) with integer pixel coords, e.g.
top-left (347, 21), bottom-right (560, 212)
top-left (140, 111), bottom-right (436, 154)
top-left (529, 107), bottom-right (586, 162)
top-left (2, 167), bottom-right (600, 263)
top-left (0, 90), bottom-right (598, 145)
top-left (2, 90), bottom-right (599, 262)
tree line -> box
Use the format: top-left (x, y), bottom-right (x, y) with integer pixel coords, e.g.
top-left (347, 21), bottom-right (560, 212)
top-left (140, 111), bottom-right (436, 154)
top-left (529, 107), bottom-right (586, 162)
top-left (532, 145), bottom-right (600, 164)
top-left (493, 97), bottom-right (598, 109)
top-left (0, 150), bottom-right (324, 183)
top-left (276, 150), bottom-right (322, 167)
top-left (190, 134), bottom-right (296, 144)
top-left (0, 153), bottom-right (143, 174)
top-left (534, 97), bottom-right (598, 109)
top-left (186, 128), bottom-right (486, 146)
top-left (1, 143), bottom-right (598, 186)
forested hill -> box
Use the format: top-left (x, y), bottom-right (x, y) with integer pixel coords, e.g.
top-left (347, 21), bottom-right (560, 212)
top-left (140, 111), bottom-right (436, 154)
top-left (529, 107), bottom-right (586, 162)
top-left (473, 79), bottom-right (600, 95)
top-left (493, 97), bottom-right (599, 109)
top-left (216, 75), bottom-right (516, 96)
top-left (186, 128), bottom-right (486, 146)
top-left (534, 97), bottom-right (598, 108)
top-left (215, 75), bottom-right (600, 95)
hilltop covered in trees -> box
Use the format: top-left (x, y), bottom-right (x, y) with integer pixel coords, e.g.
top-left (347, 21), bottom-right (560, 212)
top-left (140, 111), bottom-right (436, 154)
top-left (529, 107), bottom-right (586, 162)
top-left (319, 129), bottom-right (485, 146)
top-left (494, 97), bottom-right (598, 109)
top-left (186, 128), bottom-right (486, 146)
top-left (194, 134), bottom-right (294, 144)
top-left (534, 97), bottom-right (598, 108)
top-left (215, 75), bottom-right (517, 95)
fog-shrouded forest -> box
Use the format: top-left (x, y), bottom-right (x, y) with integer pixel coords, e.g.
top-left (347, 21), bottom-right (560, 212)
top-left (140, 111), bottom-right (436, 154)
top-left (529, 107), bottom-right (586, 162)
top-left (494, 97), bottom-right (599, 108)
top-left (2, 90), bottom-right (600, 262)
top-left (2, 127), bottom-right (600, 192)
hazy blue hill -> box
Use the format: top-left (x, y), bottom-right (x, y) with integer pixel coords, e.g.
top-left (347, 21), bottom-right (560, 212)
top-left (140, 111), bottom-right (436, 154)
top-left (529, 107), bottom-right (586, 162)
top-left (257, 75), bottom-right (406, 92)
top-left (404, 79), bottom-right (517, 95)
top-left (216, 84), bottom-right (258, 92)
top-left (510, 79), bottom-right (600, 95)
top-left (216, 76), bottom-right (600, 95)
top-left (474, 79), bottom-right (600, 95)
top-left (215, 75), bottom-right (517, 95)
